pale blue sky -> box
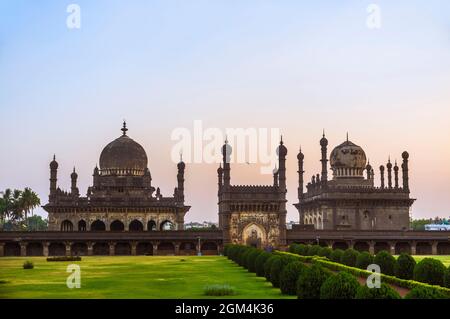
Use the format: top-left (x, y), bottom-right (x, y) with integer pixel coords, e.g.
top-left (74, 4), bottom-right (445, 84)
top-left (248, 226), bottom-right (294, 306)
top-left (1, 1), bottom-right (449, 221)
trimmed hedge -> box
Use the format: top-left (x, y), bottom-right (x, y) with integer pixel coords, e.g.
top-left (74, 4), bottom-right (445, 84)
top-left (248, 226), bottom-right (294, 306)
top-left (320, 271), bottom-right (359, 299)
top-left (318, 247), bottom-right (333, 259)
top-left (307, 245), bottom-right (321, 257)
top-left (444, 266), bottom-right (450, 288)
top-left (277, 251), bottom-right (450, 298)
top-left (279, 261), bottom-right (306, 295)
top-left (269, 256), bottom-right (290, 288)
top-left (405, 286), bottom-right (448, 299)
top-left (264, 256), bottom-right (279, 282)
top-left (330, 249), bottom-right (344, 263)
top-left (414, 258), bottom-right (446, 286)
top-left (373, 250), bottom-right (396, 276)
top-left (255, 252), bottom-right (272, 277)
top-left (297, 244), bottom-right (309, 256)
top-left (395, 253), bottom-right (416, 280)
top-left (340, 249), bottom-right (359, 267)
top-left (297, 263), bottom-right (331, 299)
top-left (355, 283), bottom-right (401, 299)
top-left (246, 249), bottom-right (262, 273)
top-left (355, 252), bottom-right (373, 270)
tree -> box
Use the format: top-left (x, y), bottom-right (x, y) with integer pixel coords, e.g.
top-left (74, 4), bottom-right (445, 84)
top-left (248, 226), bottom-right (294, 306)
top-left (356, 252), bottom-right (374, 270)
top-left (320, 272), bottom-right (359, 299)
top-left (373, 251), bottom-right (396, 276)
top-left (340, 249), bottom-right (360, 267)
top-left (355, 283), bottom-right (401, 299)
top-left (414, 258), bottom-right (446, 286)
top-left (297, 264), bottom-right (331, 299)
top-left (279, 261), bottom-right (306, 295)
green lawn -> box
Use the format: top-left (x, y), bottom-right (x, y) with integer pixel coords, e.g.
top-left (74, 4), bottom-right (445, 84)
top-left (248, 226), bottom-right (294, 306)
top-left (0, 256), bottom-right (294, 299)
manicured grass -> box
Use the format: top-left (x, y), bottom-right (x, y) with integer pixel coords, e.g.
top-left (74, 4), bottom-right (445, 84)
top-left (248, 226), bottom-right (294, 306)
top-left (413, 255), bottom-right (450, 267)
top-left (0, 256), bottom-right (294, 299)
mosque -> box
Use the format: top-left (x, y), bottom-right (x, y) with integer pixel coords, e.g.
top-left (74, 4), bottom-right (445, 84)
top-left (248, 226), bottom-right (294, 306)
top-left (1, 123), bottom-right (449, 257)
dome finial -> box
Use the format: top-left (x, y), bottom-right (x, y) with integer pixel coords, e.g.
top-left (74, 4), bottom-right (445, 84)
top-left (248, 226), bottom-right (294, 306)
top-left (179, 149), bottom-right (183, 162)
top-left (280, 135), bottom-right (284, 145)
top-left (323, 129), bottom-right (325, 138)
top-left (121, 120), bottom-right (128, 136)
top-left (346, 132), bottom-right (349, 142)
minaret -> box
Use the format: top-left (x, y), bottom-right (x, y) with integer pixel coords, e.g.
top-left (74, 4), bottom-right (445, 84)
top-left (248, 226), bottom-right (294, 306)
top-left (387, 157), bottom-right (393, 189)
top-left (217, 164), bottom-right (223, 190)
top-left (273, 165), bottom-right (279, 187)
top-left (93, 164), bottom-right (100, 188)
top-left (366, 160), bottom-right (372, 180)
top-left (177, 153), bottom-right (185, 203)
top-left (394, 160), bottom-right (399, 189)
top-left (380, 165), bottom-right (385, 188)
top-left (402, 151), bottom-right (410, 192)
top-left (297, 147), bottom-right (305, 200)
top-left (320, 131), bottom-right (328, 185)
top-left (71, 167), bottom-right (79, 197)
top-left (277, 137), bottom-right (287, 193)
top-left (222, 139), bottom-right (232, 188)
top-left (49, 155), bottom-right (58, 201)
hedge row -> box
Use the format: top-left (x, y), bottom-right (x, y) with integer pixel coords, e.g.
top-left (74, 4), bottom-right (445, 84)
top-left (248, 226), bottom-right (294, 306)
top-left (225, 244), bottom-right (402, 299)
top-left (289, 243), bottom-right (450, 289)
top-left (279, 250), bottom-right (450, 298)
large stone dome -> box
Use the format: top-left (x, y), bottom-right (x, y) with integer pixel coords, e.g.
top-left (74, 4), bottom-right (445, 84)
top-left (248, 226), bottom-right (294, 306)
top-left (99, 123), bottom-right (148, 175)
top-left (330, 139), bottom-right (367, 178)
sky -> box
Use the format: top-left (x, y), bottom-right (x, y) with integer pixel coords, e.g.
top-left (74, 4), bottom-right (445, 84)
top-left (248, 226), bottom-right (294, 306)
top-left (0, 0), bottom-right (449, 222)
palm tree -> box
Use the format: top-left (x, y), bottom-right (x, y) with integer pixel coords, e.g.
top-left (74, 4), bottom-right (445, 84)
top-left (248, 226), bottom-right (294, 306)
top-left (11, 189), bottom-right (24, 229)
top-left (1, 189), bottom-right (12, 223)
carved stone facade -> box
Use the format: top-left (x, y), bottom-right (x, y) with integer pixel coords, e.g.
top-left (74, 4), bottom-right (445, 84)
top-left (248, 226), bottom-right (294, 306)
top-left (44, 122), bottom-right (190, 232)
top-left (294, 134), bottom-right (414, 231)
top-left (218, 139), bottom-right (287, 249)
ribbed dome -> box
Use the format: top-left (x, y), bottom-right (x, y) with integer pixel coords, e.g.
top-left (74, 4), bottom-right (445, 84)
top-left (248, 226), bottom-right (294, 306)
top-left (330, 139), bottom-right (367, 178)
top-left (99, 123), bottom-right (148, 175)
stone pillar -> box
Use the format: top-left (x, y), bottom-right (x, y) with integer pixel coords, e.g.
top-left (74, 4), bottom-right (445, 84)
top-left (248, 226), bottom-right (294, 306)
top-left (20, 242), bottom-right (27, 257)
top-left (432, 241), bottom-right (438, 255)
top-left (152, 242), bottom-right (159, 256)
top-left (217, 243), bottom-right (222, 255)
top-left (109, 242), bottom-right (116, 256)
top-left (131, 242), bottom-right (137, 256)
top-left (65, 242), bottom-right (72, 257)
top-left (0, 243), bottom-right (5, 257)
top-left (410, 241), bottom-right (417, 255)
top-left (369, 241), bottom-right (375, 255)
top-left (347, 241), bottom-right (354, 250)
top-left (174, 242), bottom-right (180, 255)
top-left (43, 242), bottom-right (49, 257)
top-left (388, 241), bottom-right (396, 255)
top-left (87, 242), bottom-right (94, 256)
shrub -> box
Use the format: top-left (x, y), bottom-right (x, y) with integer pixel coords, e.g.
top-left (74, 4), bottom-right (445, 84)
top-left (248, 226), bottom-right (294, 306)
top-left (239, 248), bottom-right (252, 268)
top-left (255, 252), bottom-right (272, 277)
top-left (355, 252), bottom-right (373, 270)
top-left (23, 261), bottom-right (34, 269)
top-left (246, 249), bottom-right (262, 273)
top-left (355, 283), bottom-right (401, 299)
top-left (223, 244), bottom-right (232, 256)
top-left (340, 249), bottom-right (360, 267)
top-left (204, 284), bottom-right (235, 296)
top-left (444, 266), bottom-right (450, 288)
top-left (395, 253), bottom-right (416, 280)
top-left (289, 244), bottom-right (300, 254)
top-left (330, 249), bottom-right (344, 263)
top-left (307, 245), bottom-right (321, 257)
top-left (405, 286), bottom-right (448, 299)
top-left (279, 261), bottom-right (306, 295)
top-left (414, 258), bottom-right (446, 286)
top-left (318, 247), bottom-right (332, 259)
top-left (297, 264), bottom-right (331, 299)
top-left (297, 244), bottom-right (309, 256)
top-left (269, 257), bottom-right (289, 288)
top-left (373, 250), bottom-right (396, 276)
top-left (320, 271), bottom-right (359, 299)
top-left (264, 256), bottom-right (279, 282)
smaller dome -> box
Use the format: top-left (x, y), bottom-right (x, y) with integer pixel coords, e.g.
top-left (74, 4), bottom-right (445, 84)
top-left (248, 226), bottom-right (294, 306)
top-left (221, 141), bottom-right (232, 160)
top-left (330, 139), bottom-right (367, 178)
top-left (320, 134), bottom-right (328, 147)
top-left (71, 168), bottom-right (78, 179)
top-left (177, 161), bottom-right (186, 170)
top-left (402, 151), bottom-right (409, 159)
top-left (276, 140), bottom-right (287, 157)
top-left (297, 150), bottom-right (304, 160)
top-left (50, 155), bottom-right (58, 170)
